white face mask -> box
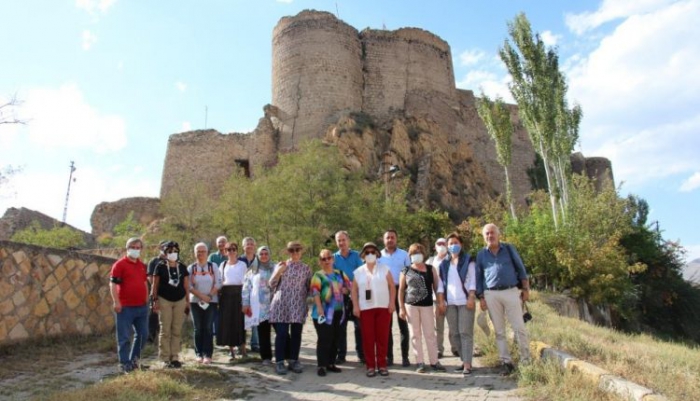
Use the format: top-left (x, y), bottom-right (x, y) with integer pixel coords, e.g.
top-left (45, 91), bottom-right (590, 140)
top-left (126, 249), bottom-right (141, 259)
top-left (436, 245), bottom-right (447, 256)
top-left (364, 254), bottom-right (377, 264)
top-left (410, 254), bottom-right (424, 264)
top-left (167, 252), bottom-right (178, 262)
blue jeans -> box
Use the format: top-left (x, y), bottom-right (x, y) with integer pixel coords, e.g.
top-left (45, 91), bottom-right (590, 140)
top-left (274, 323), bottom-right (303, 363)
top-left (115, 305), bottom-right (149, 367)
top-left (338, 316), bottom-right (363, 360)
top-left (191, 302), bottom-right (216, 358)
top-left (250, 326), bottom-right (259, 349)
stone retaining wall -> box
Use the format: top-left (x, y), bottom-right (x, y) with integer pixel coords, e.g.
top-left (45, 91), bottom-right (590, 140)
top-left (0, 240), bottom-right (117, 345)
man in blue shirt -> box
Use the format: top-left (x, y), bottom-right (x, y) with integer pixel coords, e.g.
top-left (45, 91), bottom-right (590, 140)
top-left (381, 229), bottom-right (411, 367)
top-left (333, 230), bottom-right (364, 364)
top-left (475, 223), bottom-right (531, 374)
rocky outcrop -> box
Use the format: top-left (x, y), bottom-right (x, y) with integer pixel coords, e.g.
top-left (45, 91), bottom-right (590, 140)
top-left (90, 197), bottom-right (161, 237)
top-left (0, 207), bottom-right (96, 248)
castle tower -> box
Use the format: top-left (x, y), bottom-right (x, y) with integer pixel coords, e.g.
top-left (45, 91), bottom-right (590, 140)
top-left (360, 28), bottom-right (457, 120)
top-left (271, 10), bottom-right (363, 149)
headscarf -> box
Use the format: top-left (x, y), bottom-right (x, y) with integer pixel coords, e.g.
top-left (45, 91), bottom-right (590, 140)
top-left (255, 246), bottom-right (275, 274)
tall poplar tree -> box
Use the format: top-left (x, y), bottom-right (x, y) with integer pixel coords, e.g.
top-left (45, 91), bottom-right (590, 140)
top-left (476, 92), bottom-right (517, 219)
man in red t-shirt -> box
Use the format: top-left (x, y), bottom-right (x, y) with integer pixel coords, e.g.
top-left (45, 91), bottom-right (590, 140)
top-left (110, 237), bottom-right (149, 373)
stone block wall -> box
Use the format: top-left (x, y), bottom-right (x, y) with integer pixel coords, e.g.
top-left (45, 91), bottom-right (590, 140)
top-left (0, 240), bottom-right (117, 345)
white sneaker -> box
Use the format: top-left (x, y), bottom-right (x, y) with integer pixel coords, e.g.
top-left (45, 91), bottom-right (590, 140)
top-left (203, 357), bottom-right (212, 365)
top-left (195, 356), bottom-right (203, 363)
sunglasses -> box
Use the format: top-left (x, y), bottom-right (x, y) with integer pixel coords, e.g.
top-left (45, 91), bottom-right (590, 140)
top-left (364, 251), bottom-right (377, 255)
top-left (319, 256), bottom-right (333, 262)
top-left (226, 248), bottom-right (238, 252)
top-left (288, 247), bottom-right (302, 253)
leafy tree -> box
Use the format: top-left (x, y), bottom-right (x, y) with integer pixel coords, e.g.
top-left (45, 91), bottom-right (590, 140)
top-left (99, 211), bottom-right (146, 248)
top-left (476, 92), bottom-right (517, 220)
top-left (12, 221), bottom-right (86, 249)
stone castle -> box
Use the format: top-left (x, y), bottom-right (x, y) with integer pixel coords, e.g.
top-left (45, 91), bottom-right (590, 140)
top-left (102, 10), bottom-right (610, 235)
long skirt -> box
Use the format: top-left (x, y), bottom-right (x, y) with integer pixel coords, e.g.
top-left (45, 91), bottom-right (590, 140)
top-left (217, 285), bottom-right (245, 347)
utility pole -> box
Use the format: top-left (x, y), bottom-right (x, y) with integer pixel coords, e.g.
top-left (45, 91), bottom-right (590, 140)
top-left (204, 106), bottom-right (208, 129)
top-left (62, 161), bottom-right (76, 223)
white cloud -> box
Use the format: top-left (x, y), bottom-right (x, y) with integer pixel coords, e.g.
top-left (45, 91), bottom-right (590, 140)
top-left (680, 172), bottom-right (700, 192)
top-left (22, 84), bottom-right (127, 153)
top-left (568, 0), bottom-right (700, 188)
top-left (0, 165), bottom-right (158, 233)
top-left (76, 0), bottom-right (118, 15)
top-left (82, 30), bottom-right (98, 50)
top-left (540, 30), bottom-right (561, 47)
top-left (459, 49), bottom-right (485, 66)
top-left (181, 121), bottom-right (191, 132)
top-left (175, 81), bottom-right (187, 92)
top-left (456, 70), bottom-right (513, 102)
top-left (565, 0), bottom-right (676, 34)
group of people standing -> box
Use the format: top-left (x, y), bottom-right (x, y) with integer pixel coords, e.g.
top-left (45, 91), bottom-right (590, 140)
top-left (109, 223), bottom-right (531, 378)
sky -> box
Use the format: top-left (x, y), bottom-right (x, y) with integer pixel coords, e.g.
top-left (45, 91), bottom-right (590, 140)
top-left (1, 0), bottom-right (698, 262)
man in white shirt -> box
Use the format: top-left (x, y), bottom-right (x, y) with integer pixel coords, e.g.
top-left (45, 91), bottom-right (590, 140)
top-left (380, 229), bottom-right (411, 367)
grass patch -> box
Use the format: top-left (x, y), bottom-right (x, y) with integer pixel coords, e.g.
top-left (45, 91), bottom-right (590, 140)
top-left (36, 368), bottom-right (237, 401)
top-left (517, 359), bottom-right (618, 401)
top-left (520, 292), bottom-right (700, 401)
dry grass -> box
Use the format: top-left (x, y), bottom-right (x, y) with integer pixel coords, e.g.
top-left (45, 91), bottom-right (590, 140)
top-left (511, 292), bottom-right (700, 401)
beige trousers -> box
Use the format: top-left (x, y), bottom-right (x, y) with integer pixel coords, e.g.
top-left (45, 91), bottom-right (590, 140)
top-left (484, 287), bottom-right (530, 363)
top-left (405, 304), bottom-right (439, 365)
top-left (158, 296), bottom-right (187, 362)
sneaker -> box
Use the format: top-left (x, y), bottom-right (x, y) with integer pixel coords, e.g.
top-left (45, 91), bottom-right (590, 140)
top-left (195, 356), bottom-right (203, 364)
top-left (415, 363), bottom-right (426, 373)
top-left (290, 360), bottom-right (303, 373)
top-left (386, 357), bottom-right (394, 366)
top-left (335, 357), bottom-right (346, 365)
top-left (203, 357), bottom-right (212, 365)
top-left (402, 357), bottom-right (411, 367)
top-left (327, 365), bottom-right (342, 373)
top-left (500, 362), bottom-right (515, 376)
top-left (431, 362), bottom-right (446, 372)
top-left (317, 367), bottom-right (327, 376)
top-left (120, 363), bottom-right (133, 374)
top-left (170, 360), bottom-right (182, 369)
top-left (262, 359), bottom-right (272, 366)
top-left (275, 361), bottom-right (288, 375)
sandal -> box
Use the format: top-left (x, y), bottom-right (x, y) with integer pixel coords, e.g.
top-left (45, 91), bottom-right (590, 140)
top-left (378, 368), bottom-right (389, 376)
top-left (366, 369), bottom-right (377, 377)
top-left (462, 367), bottom-right (473, 376)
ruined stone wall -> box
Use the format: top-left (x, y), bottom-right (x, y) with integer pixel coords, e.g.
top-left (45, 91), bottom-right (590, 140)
top-left (361, 28), bottom-right (456, 120)
top-left (159, 117), bottom-right (278, 200)
top-left (0, 207), bottom-right (96, 247)
top-left (272, 10), bottom-right (363, 149)
top-left (0, 240), bottom-right (116, 344)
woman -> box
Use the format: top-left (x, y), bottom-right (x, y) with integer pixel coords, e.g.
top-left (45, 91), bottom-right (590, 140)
top-left (352, 242), bottom-right (395, 377)
top-left (150, 241), bottom-right (190, 368)
top-left (311, 249), bottom-right (352, 376)
top-left (438, 232), bottom-right (477, 376)
top-left (188, 242), bottom-right (222, 364)
top-left (269, 241), bottom-right (312, 375)
top-left (398, 243), bottom-right (446, 373)
top-left (217, 241), bottom-right (248, 360)
top-left (242, 245), bottom-right (276, 365)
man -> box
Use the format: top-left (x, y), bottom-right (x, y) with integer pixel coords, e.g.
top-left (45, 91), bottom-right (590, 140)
top-left (208, 236), bottom-right (227, 339)
top-left (110, 237), bottom-right (149, 373)
top-left (239, 237), bottom-right (260, 352)
top-left (426, 237), bottom-right (451, 358)
top-left (333, 230), bottom-right (364, 364)
top-left (146, 240), bottom-right (169, 343)
top-left (475, 223), bottom-right (531, 375)
top-left (380, 229), bottom-right (411, 367)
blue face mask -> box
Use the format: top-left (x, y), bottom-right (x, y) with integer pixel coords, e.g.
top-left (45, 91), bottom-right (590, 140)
top-left (448, 244), bottom-right (461, 255)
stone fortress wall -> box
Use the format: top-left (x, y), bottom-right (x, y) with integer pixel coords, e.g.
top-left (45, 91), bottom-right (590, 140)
top-left (0, 240), bottom-right (117, 345)
top-left (153, 9), bottom-right (611, 225)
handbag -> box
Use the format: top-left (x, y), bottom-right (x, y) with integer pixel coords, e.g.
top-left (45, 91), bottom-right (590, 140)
top-left (522, 301), bottom-right (532, 323)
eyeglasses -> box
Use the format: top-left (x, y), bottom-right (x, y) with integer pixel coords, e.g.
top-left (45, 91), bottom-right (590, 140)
top-left (288, 248), bottom-right (302, 253)
top-left (226, 248), bottom-right (238, 252)
top-left (259, 252), bottom-right (269, 256)
top-left (364, 251), bottom-right (377, 255)
top-left (319, 257), bottom-right (332, 262)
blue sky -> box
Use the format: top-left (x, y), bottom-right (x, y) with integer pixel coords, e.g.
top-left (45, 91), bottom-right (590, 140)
top-left (1, 0), bottom-right (698, 262)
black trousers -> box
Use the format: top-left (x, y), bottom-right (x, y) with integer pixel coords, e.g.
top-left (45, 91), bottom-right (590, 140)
top-left (387, 285), bottom-right (409, 360)
top-left (337, 315), bottom-right (363, 360)
top-left (314, 313), bottom-right (342, 368)
top-left (257, 320), bottom-right (273, 361)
